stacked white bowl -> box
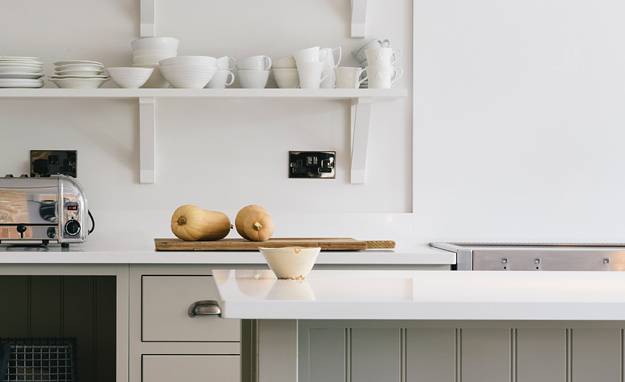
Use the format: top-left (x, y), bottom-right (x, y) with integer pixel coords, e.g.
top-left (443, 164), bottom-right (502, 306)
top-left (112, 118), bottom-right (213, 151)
top-left (49, 60), bottom-right (109, 88)
top-left (106, 67), bottom-right (154, 88)
top-left (131, 37), bottom-right (179, 88)
top-left (158, 56), bottom-right (217, 89)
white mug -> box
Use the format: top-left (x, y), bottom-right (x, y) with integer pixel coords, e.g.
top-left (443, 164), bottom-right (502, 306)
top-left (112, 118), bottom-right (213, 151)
top-left (364, 48), bottom-right (402, 67)
top-left (205, 69), bottom-right (235, 88)
top-left (319, 47), bottom-right (342, 88)
top-left (365, 66), bottom-right (403, 89)
top-left (353, 39), bottom-right (391, 63)
top-left (216, 56), bottom-right (236, 70)
top-left (296, 61), bottom-right (329, 89)
top-left (293, 46), bottom-right (329, 65)
top-left (334, 67), bottom-right (367, 89)
top-left (236, 55), bottom-right (272, 70)
top-left (238, 69), bottom-right (270, 88)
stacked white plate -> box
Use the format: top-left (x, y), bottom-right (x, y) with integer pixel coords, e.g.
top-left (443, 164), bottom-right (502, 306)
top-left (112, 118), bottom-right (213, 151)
top-left (0, 56), bottom-right (44, 88)
top-left (49, 60), bottom-right (109, 88)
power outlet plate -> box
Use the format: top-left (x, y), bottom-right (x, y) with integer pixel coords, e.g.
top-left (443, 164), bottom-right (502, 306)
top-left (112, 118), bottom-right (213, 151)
top-left (30, 150), bottom-right (77, 178)
top-left (289, 151), bottom-right (335, 178)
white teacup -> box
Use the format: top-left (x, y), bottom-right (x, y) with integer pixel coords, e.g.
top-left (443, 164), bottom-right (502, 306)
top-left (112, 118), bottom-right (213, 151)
top-left (335, 66), bottom-right (367, 89)
top-left (293, 46), bottom-right (329, 65)
top-left (365, 66), bottom-right (403, 89)
top-left (272, 68), bottom-right (299, 88)
top-left (364, 48), bottom-right (402, 67)
top-left (216, 56), bottom-right (236, 70)
top-left (238, 69), bottom-right (270, 88)
top-left (296, 61), bottom-right (329, 89)
top-left (236, 55), bottom-right (272, 70)
top-left (353, 39), bottom-right (391, 63)
top-left (205, 69), bottom-right (235, 88)
top-left (272, 56), bottom-right (296, 68)
top-left (319, 47), bottom-right (342, 89)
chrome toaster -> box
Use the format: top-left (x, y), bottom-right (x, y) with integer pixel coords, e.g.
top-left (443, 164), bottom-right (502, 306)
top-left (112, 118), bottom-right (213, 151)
top-left (0, 174), bottom-right (92, 247)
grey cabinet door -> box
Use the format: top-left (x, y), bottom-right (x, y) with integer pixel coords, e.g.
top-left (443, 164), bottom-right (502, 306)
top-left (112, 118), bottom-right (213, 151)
top-left (460, 329), bottom-right (510, 382)
top-left (143, 355), bottom-right (240, 382)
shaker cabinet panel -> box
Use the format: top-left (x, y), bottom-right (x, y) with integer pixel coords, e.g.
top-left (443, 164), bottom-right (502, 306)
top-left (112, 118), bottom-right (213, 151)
top-left (516, 329), bottom-right (566, 382)
top-left (142, 275), bottom-right (240, 342)
top-left (142, 355), bottom-right (240, 382)
top-left (351, 329), bottom-right (401, 382)
top-left (308, 328), bottom-right (346, 382)
top-left (460, 329), bottom-right (510, 382)
top-left (571, 329), bottom-right (622, 382)
top-left (406, 328), bottom-right (456, 382)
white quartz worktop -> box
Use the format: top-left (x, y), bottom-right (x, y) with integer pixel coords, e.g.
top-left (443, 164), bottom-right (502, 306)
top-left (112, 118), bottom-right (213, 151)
top-left (213, 269), bottom-right (625, 320)
top-left (0, 238), bottom-right (453, 265)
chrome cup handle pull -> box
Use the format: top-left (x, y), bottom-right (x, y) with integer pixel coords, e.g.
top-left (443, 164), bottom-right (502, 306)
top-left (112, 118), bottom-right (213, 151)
top-left (188, 300), bottom-right (222, 318)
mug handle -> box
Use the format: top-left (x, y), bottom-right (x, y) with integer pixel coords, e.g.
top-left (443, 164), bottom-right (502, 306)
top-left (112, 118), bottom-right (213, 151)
top-left (358, 69), bottom-right (368, 84)
top-left (390, 49), bottom-right (403, 66)
top-left (390, 67), bottom-right (404, 84)
top-left (225, 71), bottom-right (235, 86)
top-left (380, 39), bottom-right (391, 48)
top-left (228, 57), bottom-right (236, 71)
top-left (333, 46), bottom-right (343, 67)
top-left (264, 56), bottom-right (273, 70)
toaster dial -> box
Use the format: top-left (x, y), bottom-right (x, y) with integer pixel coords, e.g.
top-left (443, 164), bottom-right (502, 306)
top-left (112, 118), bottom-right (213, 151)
top-left (64, 220), bottom-right (81, 236)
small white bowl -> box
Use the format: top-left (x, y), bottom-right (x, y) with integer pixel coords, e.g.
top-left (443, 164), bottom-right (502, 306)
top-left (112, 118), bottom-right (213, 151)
top-left (159, 56), bottom-right (217, 67)
top-left (49, 77), bottom-right (108, 89)
top-left (131, 37), bottom-right (179, 51)
top-left (272, 68), bottom-right (299, 88)
top-left (159, 65), bottom-right (217, 88)
top-left (132, 49), bottom-right (177, 57)
top-left (132, 54), bottom-right (176, 66)
top-left (259, 247), bottom-right (320, 280)
top-left (55, 63), bottom-right (104, 72)
top-left (106, 67), bottom-right (154, 88)
top-left (132, 64), bottom-right (169, 88)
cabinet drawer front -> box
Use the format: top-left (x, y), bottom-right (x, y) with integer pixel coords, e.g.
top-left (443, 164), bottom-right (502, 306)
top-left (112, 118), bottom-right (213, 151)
top-left (143, 355), bottom-right (240, 382)
top-left (142, 275), bottom-right (240, 342)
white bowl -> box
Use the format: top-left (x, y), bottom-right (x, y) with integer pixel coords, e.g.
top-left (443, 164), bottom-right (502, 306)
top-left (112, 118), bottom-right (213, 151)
top-left (159, 65), bottom-right (217, 88)
top-left (259, 247), bottom-right (320, 280)
top-left (49, 77), bottom-right (108, 89)
top-left (272, 56), bottom-right (296, 68)
top-left (133, 64), bottom-right (169, 88)
top-left (131, 37), bottom-right (179, 51)
top-left (55, 63), bottom-right (104, 72)
top-left (106, 67), bottom-right (154, 88)
top-left (132, 49), bottom-right (177, 57)
top-left (55, 69), bottom-right (104, 76)
top-left (159, 56), bottom-right (217, 67)
top-left (132, 54), bottom-right (176, 66)
top-left (272, 68), bottom-right (299, 88)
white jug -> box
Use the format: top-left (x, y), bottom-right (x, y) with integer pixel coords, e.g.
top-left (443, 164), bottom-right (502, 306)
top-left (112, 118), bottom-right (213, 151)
top-left (320, 46), bottom-right (342, 89)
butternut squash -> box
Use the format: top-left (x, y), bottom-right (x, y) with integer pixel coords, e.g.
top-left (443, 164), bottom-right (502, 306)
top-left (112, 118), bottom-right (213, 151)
top-left (171, 205), bottom-right (231, 241)
top-left (235, 205), bottom-right (274, 241)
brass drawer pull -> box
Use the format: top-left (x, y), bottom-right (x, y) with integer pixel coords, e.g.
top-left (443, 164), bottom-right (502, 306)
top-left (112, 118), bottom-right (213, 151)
top-left (188, 300), bottom-right (221, 318)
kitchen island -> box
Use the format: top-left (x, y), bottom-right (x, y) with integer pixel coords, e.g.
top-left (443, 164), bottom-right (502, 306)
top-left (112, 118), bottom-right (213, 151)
top-left (214, 269), bottom-right (625, 382)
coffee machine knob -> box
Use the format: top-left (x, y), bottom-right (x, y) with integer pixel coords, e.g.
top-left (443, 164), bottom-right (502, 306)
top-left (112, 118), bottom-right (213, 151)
top-left (65, 220), bottom-right (81, 236)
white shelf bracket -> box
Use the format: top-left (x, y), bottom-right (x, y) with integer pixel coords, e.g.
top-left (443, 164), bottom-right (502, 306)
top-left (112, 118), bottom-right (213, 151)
top-left (350, 97), bottom-right (373, 184)
top-left (140, 0), bottom-right (155, 37)
top-left (351, 0), bottom-right (368, 38)
top-left (139, 97), bottom-right (155, 184)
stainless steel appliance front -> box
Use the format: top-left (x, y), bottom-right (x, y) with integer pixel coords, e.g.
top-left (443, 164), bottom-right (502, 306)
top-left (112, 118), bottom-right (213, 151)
top-left (430, 243), bottom-right (625, 271)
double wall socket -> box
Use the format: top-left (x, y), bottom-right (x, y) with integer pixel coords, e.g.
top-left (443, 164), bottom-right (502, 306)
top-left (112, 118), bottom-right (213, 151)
top-left (30, 150), bottom-right (77, 178)
top-left (289, 151), bottom-right (335, 178)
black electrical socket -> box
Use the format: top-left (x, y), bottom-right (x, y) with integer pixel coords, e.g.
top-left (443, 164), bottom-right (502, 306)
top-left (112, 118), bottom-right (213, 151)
top-left (289, 151), bottom-right (335, 179)
top-left (30, 150), bottom-right (77, 178)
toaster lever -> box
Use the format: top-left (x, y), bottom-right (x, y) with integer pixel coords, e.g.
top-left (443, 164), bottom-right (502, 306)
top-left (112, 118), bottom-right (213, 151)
top-left (16, 224), bottom-right (27, 239)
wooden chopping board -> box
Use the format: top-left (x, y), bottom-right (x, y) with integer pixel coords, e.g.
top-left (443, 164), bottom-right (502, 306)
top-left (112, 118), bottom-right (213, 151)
top-left (154, 238), bottom-right (395, 251)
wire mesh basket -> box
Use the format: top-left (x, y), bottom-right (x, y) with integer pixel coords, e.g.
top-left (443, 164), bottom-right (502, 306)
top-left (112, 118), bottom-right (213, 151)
top-left (0, 338), bottom-right (76, 382)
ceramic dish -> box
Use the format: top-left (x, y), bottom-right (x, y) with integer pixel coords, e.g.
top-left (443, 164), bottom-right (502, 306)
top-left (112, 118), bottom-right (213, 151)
top-left (0, 56), bottom-right (41, 61)
top-left (0, 79), bottom-right (44, 88)
top-left (49, 77), bottom-right (108, 88)
top-left (53, 60), bottom-right (103, 66)
top-left (54, 69), bottom-right (103, 76)
top-left (0, 62), bottom-right (42, 68)
top-left (55, 64), bottom-right (104, 72)
top-left (0, 67), bottom-right (42, 74)
top-left (0, 72), bottom-right (44, 79)
top-left (49, 74), bottom-right (109, 79)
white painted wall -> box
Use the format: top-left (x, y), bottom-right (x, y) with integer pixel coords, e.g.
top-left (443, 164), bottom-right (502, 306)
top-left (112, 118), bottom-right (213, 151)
top-left (3, 0), bottom-right (623, 246)
top-left (0, 0), bottom-right (413, 243)
top-left (413, 0), bottom-right (625, 243)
